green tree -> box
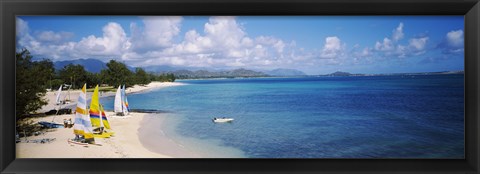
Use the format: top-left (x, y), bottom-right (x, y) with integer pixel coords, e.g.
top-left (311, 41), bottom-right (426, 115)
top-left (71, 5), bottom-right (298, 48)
top-left (86, 72), bottom-right (102, 88)
top-left (58, 64), bottom-right (88, 89)
top-left (48, 79), bottom-right (64, 90)
top-left (154, 73), bottom-right (176, 82)
top-left (168, 73), bottom-right (176, 82)
top-left (104, 60), bottom-right (133, 87)
top-left (16, 49), bottom-right (54, 120)
top-left (134, 68), bottom-right (151, 85)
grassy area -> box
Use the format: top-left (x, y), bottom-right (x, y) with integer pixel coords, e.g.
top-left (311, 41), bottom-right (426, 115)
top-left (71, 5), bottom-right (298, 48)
top-left (86, 86), bottom-right (117, 92)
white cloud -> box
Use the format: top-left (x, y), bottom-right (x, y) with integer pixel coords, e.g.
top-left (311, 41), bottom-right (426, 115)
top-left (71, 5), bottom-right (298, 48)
top-left (16, 18), bottom-right (29, 36)
top-left (360, 47), bottom-right (371, 57)
top-left (204, 16), bottom-right (246, 49)
top-left (438, 29), bottom-right (464, 54)
top-left (446, 30), bottom-right (464, 48)
top-left (374, 38), bottom-right (394, 51)
top-left (372, 23), bottom-right (431, 59)
top-left (392, 23), bottom-right (404, 41)
top-left (320, 36), bottom-right (345, 59)
top-left (409, 37), bottom-right (429, 52)
top-left (155, 17), bottom-right (297, 68)
top-left (35, 31), bottom-right (74, 44)
top-left (75, 22), bottom-right (128, 57)
top-left (128, 16), bottom-right (183, 53)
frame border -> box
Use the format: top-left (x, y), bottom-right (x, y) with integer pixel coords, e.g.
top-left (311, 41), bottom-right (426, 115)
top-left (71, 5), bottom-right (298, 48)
top-left (1, 0), bottom-right (479, 173)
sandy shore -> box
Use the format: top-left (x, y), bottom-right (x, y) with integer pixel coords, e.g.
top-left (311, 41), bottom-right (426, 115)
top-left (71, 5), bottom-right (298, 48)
top-left (16, 112), bottom-right (172, 158)
top-left (17, 82), bottom-right (189, 158)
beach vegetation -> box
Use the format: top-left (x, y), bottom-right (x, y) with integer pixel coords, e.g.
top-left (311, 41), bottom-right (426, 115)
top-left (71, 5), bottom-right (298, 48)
top-left (58, 64), bottom-right (89, 89)
top-left (104, 60), bottom-right (134, 87)
top-left (16, 49), bottom-right (54, 120)
top-left (16, 118), bottom-right (43, 137)
top-left (133, 67), bottom-right (151, 85)
top-left (152, 73), bottom-right (176, 82)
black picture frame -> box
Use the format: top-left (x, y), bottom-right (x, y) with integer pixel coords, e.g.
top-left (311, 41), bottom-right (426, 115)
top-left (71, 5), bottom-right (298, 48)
top-left (1, 0), bottom-right (479, 173)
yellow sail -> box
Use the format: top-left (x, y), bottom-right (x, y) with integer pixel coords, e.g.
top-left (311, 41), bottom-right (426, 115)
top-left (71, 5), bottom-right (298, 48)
top-left (89, 85), bottom-right (102, 127)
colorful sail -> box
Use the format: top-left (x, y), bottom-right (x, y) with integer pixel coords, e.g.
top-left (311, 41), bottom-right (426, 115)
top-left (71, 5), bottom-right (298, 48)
top-left (99, 104), bottom-right (111, 129)
top-left (89, 85), bottom-right (102, 127)
top-left (123, 85), bottom-right (130, 112)
top-left (73, 84), bottom-right (95, 143)
top-left (121, 85), bottom-right (129, 115)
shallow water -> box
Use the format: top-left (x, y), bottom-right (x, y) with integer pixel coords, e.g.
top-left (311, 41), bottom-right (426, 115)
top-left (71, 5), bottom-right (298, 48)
top-left (101, 75), bottom-right (464, 158)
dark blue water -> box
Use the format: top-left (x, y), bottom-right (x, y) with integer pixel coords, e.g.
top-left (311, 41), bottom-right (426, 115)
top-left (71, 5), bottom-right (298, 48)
top-left (102, 75), bottom-right (464, 158)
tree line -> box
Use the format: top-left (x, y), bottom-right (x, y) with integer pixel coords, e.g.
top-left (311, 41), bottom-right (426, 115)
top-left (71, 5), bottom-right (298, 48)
top-left (50, 58), bottom-right (175, 90)
top-left (16, 48), bottom-right (175, 120)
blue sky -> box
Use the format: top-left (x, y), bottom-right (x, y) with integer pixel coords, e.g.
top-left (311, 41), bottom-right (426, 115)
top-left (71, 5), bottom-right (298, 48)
top-left (16, 16), bottom-right (464, 74)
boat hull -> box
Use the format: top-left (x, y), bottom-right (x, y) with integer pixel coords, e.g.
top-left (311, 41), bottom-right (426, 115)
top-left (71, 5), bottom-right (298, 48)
top-left (212, 118), bottom-right (234, 123)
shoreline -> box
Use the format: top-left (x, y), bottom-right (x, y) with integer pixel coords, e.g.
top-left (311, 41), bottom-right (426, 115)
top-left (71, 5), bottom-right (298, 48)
top-left (139, 113), bottom-right (247, 158)
top-left (17, 81), bottom-right (188, 158)
top-left (38, 82), bottom-right (186, 113)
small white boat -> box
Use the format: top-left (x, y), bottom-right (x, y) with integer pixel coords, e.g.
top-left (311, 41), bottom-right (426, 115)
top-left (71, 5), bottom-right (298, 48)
top-left (212, 117), bottom-right (234, 123)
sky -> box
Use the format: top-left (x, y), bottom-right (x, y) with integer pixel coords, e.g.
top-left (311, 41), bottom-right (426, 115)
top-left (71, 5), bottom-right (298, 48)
top-left (16, 16), bottom-right (464, 75)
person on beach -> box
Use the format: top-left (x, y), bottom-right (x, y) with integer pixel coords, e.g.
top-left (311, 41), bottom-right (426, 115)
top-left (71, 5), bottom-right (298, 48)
top-left (67, 119), bottom-right (72, 128)
top-left (63, 119), bottom-right (68, 128)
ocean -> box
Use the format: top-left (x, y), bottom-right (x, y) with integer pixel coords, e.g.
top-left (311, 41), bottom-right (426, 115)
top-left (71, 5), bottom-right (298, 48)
top-left (101, 74), bottom-right (464, 158)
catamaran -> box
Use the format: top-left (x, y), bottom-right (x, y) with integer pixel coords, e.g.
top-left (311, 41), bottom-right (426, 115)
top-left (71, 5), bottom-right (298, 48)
top-left (39, 85), bottom-right (68, 128)
top-left (89, 85), bottom-right (114, 138)
top-left (69, 84), bottom-right (96, 145)
top-left (114, 85), bottom-right (129, 116)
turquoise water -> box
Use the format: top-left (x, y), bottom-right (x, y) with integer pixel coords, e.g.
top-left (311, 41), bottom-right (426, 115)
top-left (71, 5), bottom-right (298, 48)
top-left (101, 75), bottom-right (464, 158)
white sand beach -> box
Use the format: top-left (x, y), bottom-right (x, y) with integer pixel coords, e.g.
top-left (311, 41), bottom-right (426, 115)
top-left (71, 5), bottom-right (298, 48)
top-left (16, 82), bottom-right (192, 158)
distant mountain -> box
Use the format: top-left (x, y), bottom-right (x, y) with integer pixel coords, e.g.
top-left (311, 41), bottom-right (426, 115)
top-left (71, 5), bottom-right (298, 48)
top-left (142, 65), bottom-right (208, 73)
top-left (265, 68), bottom-right (306, 77)
top-left (54, 58), bottom-right (135, 73)
top-left (143, 65), bottom-right (182, 72)
top-left (54, 59), bottom-right (106, 73)
top-left (324, 71), bottom-right (365, 76)
top-left (163, 68), bottom-right (268, 79)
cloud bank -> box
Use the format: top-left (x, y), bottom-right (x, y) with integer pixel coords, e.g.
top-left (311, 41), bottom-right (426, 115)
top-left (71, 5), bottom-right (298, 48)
top-left (16, 17), bottom-right (463, 73)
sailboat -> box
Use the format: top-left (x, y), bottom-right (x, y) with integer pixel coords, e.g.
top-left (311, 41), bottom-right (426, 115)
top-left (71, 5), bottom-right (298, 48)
top-left (114, 85), bottom-right (129, 116)
top-left (39, 85), bottom-right (65, 128)
top-left (89, 85), bottom-right (114, 138)
top-left (69, 84), bottom-right (96, 145)
top-left (55, 85), bottom-right (62, 105)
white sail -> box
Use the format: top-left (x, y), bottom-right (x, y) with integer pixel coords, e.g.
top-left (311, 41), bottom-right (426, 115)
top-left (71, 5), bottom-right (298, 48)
top-left (55, 85), bottom-right (62, 104)
top-left (114, 85), bottom-right (123, 113)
